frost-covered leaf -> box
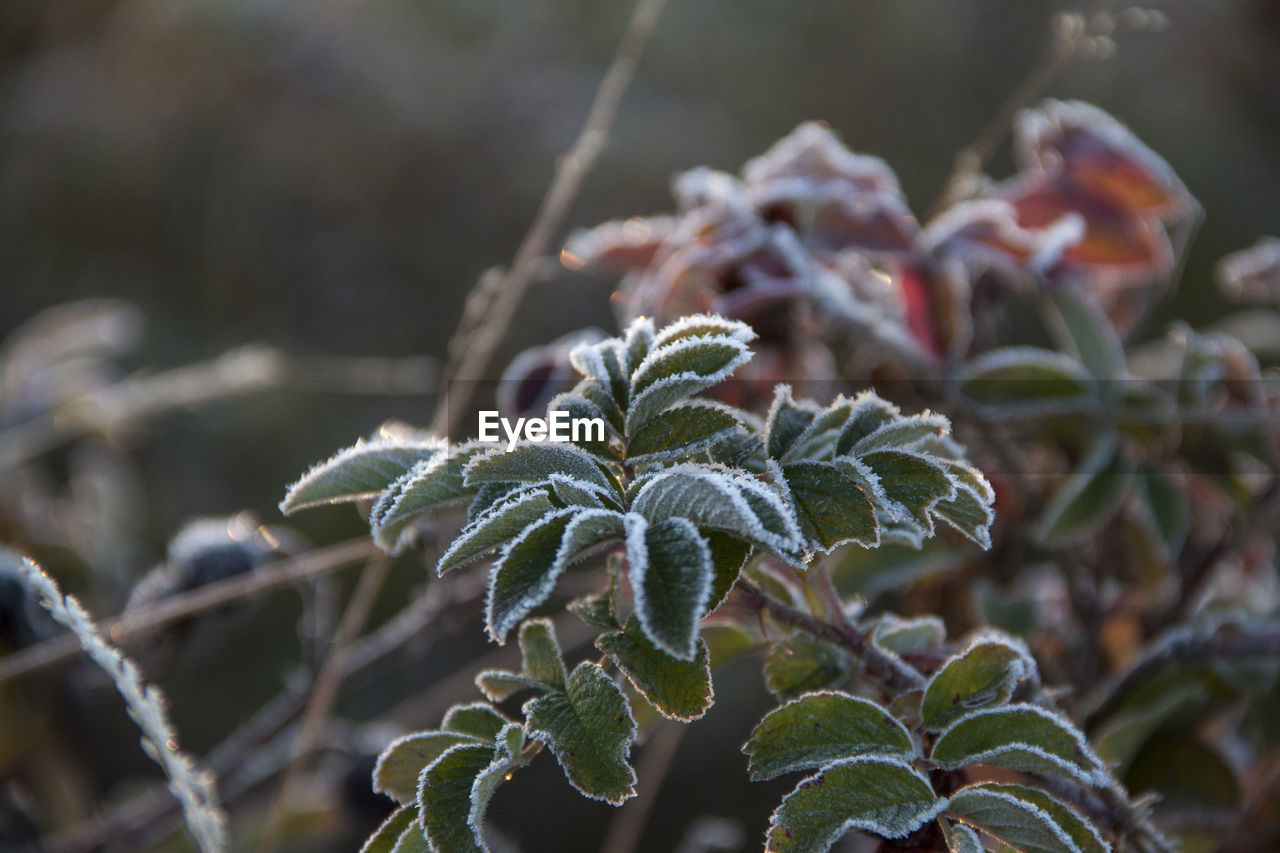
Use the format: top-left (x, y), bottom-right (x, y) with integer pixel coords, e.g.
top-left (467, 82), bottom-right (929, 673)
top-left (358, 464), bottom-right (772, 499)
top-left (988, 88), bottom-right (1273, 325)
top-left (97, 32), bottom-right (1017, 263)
top-left (568, 577), bottom-right (620, 630)
top-left (931, 704), bottom-right (1110, 787)
top-left (932, 462), bottom-right (996, 549)
top-left (1036, 432), bottom-right (1132, 546)
top-left (360, 804), bottom-right (420, 853)
top-left (467, 724), bottom-right (527, 849)
top-left (834, 394), bottom-right (900, 456)
top-left (766, 756), bottom-right (945, 852)
top-left (485, 507), bottom-right (624, 644)
top-left (625, 515), bottom-right (713, 660)
top-left (872, 615), bottom-right (946, 656)
top-left (548, 392), bottom-right (622, 460)
top-left (417, 742), bottom-right (492, 853)
top-left (465, 443), bottom-right (617, 495)
top-left (597, 615), bottom-right (713, 721)
top-left (851, 412), bottom-right (950, 455)
top-left (956, 348), bottom-right (1095, 415)
top-left (374, 732), bottom-right (480, 804)
top-left (442, 703), bottom-right (511, 742)
top-left (626, 401), bottom-right (742, 463)
top-left (523, 661), bottom-right (637, 804)
top-left (626, 335), bottom-right (754, 432)
top-left (765, 632), bottom-right (851, 701)
top-left (948, 782), bottom-right (1109, 853)
top-left (485, 509), bottom-right (577, 643)
top-left (281, 436), bottom-right (443, 514)
top-left (632, 464), bottom-right (802, 557)
top-left (475, 670), bottom-right (544, 703)
top-left (437, 490), bottom-right (557, 575)
top-left (781, 396), bottom-right (857, 462)
top-left (921, 635), bottom-right (1038, 730)
top-left (857, 450), bottom-right (954, 532)
top-left (766, 385), bottom-right (822, 460)
top-left (704, 530), bottom-right (752, 610)
top-left (547, 473), bottom-right (618, 510)
top-left (648, 314), bottom-right (757, 350)
top-left (513, 617), bottom-right (568, 690)
top-left (370, 442), bottom-right (490, 552)
top-left (744, 691), bottom-right (914, 781)
top-left (940, 820), bottom-right (985, 853)
top-left (780, 460), bottom-right (878, 553)
top-left (624, 316), bottom-right (656, 368)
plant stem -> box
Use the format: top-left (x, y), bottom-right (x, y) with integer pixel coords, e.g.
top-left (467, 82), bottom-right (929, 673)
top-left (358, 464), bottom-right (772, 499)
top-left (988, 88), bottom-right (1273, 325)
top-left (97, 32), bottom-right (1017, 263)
top-left (734, 576), bottom-right (925, 693)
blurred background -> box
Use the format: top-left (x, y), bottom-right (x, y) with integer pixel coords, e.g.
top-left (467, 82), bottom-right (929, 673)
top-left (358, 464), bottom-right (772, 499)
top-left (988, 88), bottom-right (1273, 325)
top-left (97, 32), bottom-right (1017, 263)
top-left (1, 1), bottom-right (1278, 850)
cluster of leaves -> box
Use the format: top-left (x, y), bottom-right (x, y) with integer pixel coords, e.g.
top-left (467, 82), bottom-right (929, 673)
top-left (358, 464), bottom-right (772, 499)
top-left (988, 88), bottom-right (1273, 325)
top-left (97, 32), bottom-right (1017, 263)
top-left (283, 314), bottom-right (1006, 851)
top-left (555, 99), bottom-right (1280, 849)
top-left (745, 632), bottom-right (1115, 853)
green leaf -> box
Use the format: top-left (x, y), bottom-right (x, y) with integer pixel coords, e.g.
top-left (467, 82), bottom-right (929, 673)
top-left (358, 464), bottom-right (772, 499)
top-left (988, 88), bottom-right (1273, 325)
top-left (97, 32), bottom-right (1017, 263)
top-left (956, 348), bottom-right (1095, 415)
top-left (704, 530), bottom-right (752, 611)
top-left (872, 615), bottom-right (946, 656)
top-left (370, 442), bottom-right (490, 552)
top-left (281, 436), bottom-right (443, 514)
top-left (625, 335), bottom-right (753, 432)
top-left (485, 509), bottom-right (577, 643)
top-left (781, 460), bottom-right (879, 553)
top-left (597, 616), bottom-right (714, 721)
top-left (360, 805), bottom-right (420, 853)
top-left (374, 731), bottom-right (480, 804)
top-left (765, 632), bottom-right (851, 701)
top-left (940, 820), bottom-right (985, 853)
top-left (744, 691), bottom-right (914, 781)
top-left (417, 742), bottom-right (492, 853)
top-left (625, 515), bottom-right (713, 660)
top-left (834, 394), bottom-right (900, 456)
top-left (931, 704), bottom-right (1109, 787)
top-left (850, 412), bottom-right (950, 455)
top-left (921, 635), bottom-right (1038, 730)
top-left (1036, 432), bottom-right (1132, 547)
top-left (437, 490), bottom-right (557, 575)
top-left (568, 580), bottom-right (620, 631)
top-left (475, 670), bottom-right (544, 702)
top-left (548, 392), bottom-right (622, 460)
top-left (547, 473), bottom-right (618, 509)
top-left (523, 661), bottom-right (637, 804)
top-left (766, 385), bottom-right (822, 460)
top-left (1047, 287), bottom-right (1125, 382)
top-left (632, 464), bottom-right (802, 557)
top-left (1126, 732), bottom-right (1241, 811)
top-left (464, 443), bottom-right (617, 495)
top-left (515, 617), bottom-right (568, 690)
top-left (948, 782), bottom-right (1108, 853)
top-left (626, 401), bottom-right (742, 463)
top-left (442, 703), bottom-right (511, 742)
top-left (781, 395), bottom-right (857, 462)
top-left (858, 450), bottom-right (954, 533)
top-left (468, 724), bottom-right (527, 847)
top-left (1133, 465), bottom-right (1189, 560)
top-left (648, 314), bottom-right (756, 350)
top-left (624, 316), bottom-right (655, 370)
top-left (766, 756), bottom-right (945, 852)
top-left (932, 479), bottom-right (996, 549)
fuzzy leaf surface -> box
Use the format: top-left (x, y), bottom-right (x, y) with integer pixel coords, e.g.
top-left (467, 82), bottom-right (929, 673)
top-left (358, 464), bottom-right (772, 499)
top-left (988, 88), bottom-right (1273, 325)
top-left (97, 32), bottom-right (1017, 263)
top-left (523, 661), bottom-right (637, 804)
top-left (597, 616), bottom-right (713, 721)
top-left (281, 439), bottom-right (442, 514)
top-left (374, 731), bottom-right (479, 804)
top-left (744, 691), bottom-right (914, 781)
top-left (781, 461), bottom-right (878, 553)
top-left (626, 515), bottom-right (713, 660)
top-left (921, 636), bottom-right (1037, 729)
top-left (931, 704), bottom-right (1109, 786)
top-left (766, 756), bottom-right (945, 852)
top-left (948, 782), bottom-right (1109, 853)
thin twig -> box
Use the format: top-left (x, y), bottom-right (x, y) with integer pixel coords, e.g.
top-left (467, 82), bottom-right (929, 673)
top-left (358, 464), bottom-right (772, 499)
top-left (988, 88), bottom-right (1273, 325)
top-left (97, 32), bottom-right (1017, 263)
top-left (432, 0), bottom-right (670, 437)
top-left (0, 538), bottom-right (375, 686)
top-left (735, 577), bottom-right (925, 692)
top-left (928, 4), bottom-right (1117, 218)
top-left (260, 552), bottom-right (392, 852)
